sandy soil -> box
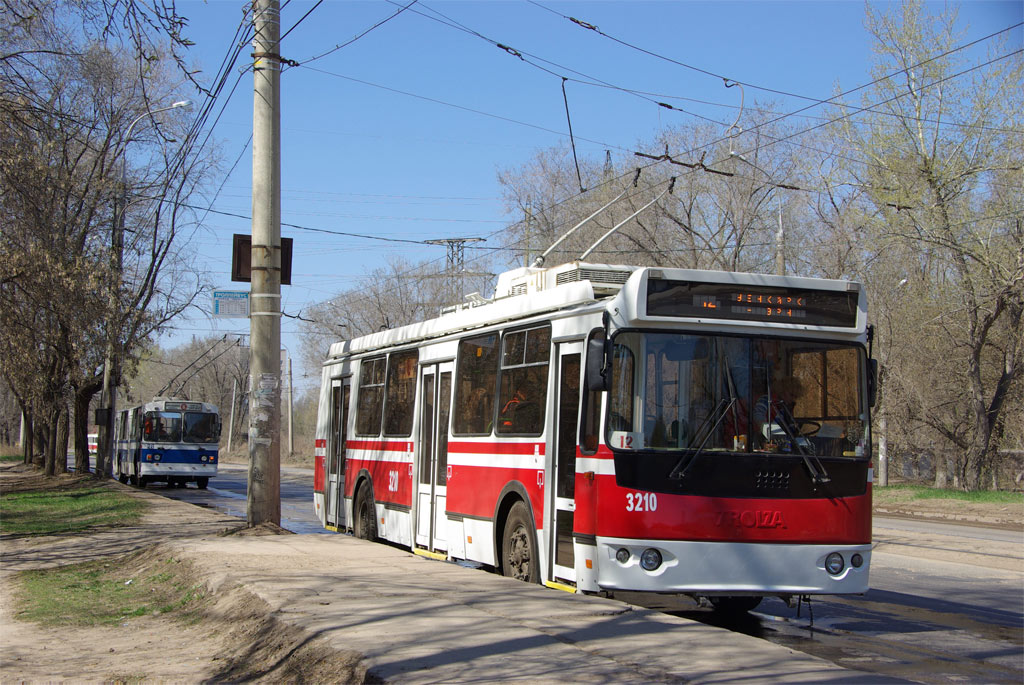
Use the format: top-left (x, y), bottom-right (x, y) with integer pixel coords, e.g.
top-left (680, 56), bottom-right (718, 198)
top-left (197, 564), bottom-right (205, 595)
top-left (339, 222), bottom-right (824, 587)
top-left (1, 462), bottom-right (1019, 683)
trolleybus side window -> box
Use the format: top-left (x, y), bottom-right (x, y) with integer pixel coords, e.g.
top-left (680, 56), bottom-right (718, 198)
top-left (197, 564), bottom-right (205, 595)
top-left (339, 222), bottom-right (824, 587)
top-left (580, 330), bottom-right (604, 454)
top-left (608, 343), bottom-right (635, 432)
top-left (329, 384), bottom-right (348, 476)
top-left (437, 372), bottom-right (451, 485)
top-left (453, 333), bottom-right (499, 435)
top-left (355, 356), bottom-right (386, 436)
top-left (497, 324), bottom-right (550, 435)
top-left (383, 350), bottom-right (418, 436)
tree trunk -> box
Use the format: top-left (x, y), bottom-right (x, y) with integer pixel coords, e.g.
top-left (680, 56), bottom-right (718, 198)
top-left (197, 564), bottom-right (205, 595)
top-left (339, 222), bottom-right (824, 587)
top-left (56, 404), bottom-right (69, 474)
top-left (44, 407), bottom-right (57, 476)
top-left (73, 383), bottom-right (100, 474)
top-left (934, 453), bottom-right (948, 488)
top-left (33, 422), bottom-right (45, 465)
top-left (22, 411), bottom-right (32, 464)
top-left (877, 414), bottom-right (889, 487)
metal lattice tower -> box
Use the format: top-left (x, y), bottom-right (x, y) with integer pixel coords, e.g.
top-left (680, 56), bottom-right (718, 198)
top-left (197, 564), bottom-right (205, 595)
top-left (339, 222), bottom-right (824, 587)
top-left (426, 237), bottom-right (484, 303)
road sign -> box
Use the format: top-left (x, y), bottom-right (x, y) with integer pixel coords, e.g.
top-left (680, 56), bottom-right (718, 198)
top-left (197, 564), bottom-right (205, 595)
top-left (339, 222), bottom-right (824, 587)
top-left (213, 290), bottom-right (250, 318)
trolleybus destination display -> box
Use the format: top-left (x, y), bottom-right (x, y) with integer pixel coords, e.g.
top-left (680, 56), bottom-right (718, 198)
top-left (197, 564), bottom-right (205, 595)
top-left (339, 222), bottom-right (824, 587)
top-left (646, 279), bottom-right (859, 327)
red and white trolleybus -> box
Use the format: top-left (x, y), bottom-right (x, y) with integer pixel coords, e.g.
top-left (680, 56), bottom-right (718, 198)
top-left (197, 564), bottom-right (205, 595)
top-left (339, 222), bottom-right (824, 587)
top-left (313, 261), bottom-right (875, 612)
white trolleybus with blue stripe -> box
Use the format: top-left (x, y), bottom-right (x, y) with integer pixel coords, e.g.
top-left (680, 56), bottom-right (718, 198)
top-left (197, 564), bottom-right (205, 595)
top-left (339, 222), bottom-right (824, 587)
top-left (113, 397), bottom-right (222, 489)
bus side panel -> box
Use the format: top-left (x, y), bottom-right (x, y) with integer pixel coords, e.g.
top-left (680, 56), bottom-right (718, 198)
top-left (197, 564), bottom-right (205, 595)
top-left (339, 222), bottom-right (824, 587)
top-left (344, 440), bottom-right (414, 509)
top-left (446, 441), bottom-right (546, 527)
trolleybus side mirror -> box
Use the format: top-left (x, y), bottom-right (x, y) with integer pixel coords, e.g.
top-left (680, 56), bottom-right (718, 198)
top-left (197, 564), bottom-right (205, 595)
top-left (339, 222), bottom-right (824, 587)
top-left (867, 358), bottom-right (878, 408)
top-left (586, 336), bottom-right (609, 392)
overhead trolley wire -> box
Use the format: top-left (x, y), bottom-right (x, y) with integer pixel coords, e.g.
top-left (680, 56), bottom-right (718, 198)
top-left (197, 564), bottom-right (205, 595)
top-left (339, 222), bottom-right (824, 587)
top-left (528, 0), bottom-right (1023, 130)
top-left (299, 64), bottom-right (632, 152)
top-left (297, 0), bottom-right (420, 66)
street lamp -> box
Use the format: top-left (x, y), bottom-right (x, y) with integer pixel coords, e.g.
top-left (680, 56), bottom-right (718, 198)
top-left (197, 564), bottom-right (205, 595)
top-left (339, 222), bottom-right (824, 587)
top-left (97, 98), bottom-right (193, 477)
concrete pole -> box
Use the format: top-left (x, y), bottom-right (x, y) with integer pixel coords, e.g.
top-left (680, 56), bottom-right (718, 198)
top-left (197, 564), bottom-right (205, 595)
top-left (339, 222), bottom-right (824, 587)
top-left (248, 0), bottom-right (282, 526)
top-left (287, 354), bottom-right (294, 458)
top-left (227, 378), bottom-right (237, 454)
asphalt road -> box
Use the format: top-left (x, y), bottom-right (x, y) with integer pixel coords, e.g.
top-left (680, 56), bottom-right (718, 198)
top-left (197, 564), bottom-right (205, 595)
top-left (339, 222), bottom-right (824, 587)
top-left (155, 463), bottom-right (1023, 684)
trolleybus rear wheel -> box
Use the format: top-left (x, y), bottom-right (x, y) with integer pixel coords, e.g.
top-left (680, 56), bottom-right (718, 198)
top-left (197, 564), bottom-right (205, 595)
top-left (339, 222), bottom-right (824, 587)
top-left (196, 477), bottom-right (209, 489)
top-left (502, 501), bottom-right (538, 583)
top-left (354, 485), bottom-right (377, 541)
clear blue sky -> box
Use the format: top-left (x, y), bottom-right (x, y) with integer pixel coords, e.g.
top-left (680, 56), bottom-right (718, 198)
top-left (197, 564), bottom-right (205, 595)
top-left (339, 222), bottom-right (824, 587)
top-left (166, 0), bottom-right (1022, 386)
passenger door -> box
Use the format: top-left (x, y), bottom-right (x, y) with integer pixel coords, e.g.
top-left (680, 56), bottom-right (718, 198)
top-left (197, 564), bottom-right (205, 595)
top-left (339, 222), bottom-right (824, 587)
top-left (327, 379), bottom-right (350, 528)
top-left (415, 362), bottom-right (453, 554)
top-left (550, 342), bottom-right (582, 584)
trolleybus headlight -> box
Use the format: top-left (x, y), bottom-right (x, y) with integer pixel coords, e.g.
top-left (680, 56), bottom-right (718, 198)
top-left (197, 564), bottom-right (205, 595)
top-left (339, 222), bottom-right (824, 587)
top-left (639, 548), bottom-right (662, 571)
top-left (851, 553), bottom-right (864, 568)
top-left (615, 548), bottom-right (631, 564)
top-left (153, 454), bottom-right (161, 461)
top-left (825, 552), bottom-right (845, 575)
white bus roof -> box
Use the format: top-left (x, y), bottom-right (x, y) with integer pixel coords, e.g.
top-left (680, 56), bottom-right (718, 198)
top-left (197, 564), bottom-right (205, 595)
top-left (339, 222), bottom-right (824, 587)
top-left (326, 262), bottom-right (866, 361)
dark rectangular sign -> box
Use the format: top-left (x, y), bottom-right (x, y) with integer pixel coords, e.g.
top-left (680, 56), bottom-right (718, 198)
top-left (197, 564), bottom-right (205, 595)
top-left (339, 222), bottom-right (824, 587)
top-left (646, 279), bottom-right (859, 327)
top-left (231, 234), bottom-right (292, 285)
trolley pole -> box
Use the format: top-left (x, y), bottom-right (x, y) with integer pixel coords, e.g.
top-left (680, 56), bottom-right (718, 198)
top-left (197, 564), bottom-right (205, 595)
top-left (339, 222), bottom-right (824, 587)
top-left (248, 0), bottom-right (282, 526)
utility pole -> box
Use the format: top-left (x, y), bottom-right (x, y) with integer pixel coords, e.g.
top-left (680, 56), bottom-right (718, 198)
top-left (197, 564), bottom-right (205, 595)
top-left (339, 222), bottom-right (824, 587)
top-left (248, 0), bottom-right (282, 526)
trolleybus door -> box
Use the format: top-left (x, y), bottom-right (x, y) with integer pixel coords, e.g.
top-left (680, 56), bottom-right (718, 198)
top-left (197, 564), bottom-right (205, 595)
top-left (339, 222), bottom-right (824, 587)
top-left (415, 362), bottom-right (453, 553)
top-left (550, 342), bottom-right (583, 584)
top-left (327, 379), bottom-right (350, 528)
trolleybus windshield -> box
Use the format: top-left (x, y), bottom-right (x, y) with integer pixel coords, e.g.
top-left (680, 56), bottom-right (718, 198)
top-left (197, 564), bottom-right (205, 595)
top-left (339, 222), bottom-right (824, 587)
top-left (607, 332), bottom-right (868, 460)
top-left (183, 412), bottom-right (220, 443)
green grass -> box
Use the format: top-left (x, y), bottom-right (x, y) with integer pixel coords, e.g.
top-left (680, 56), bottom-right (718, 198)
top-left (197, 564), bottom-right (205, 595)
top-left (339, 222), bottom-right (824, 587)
top-left (0, 484), bottom-right (145, 535)
top-left (1, 453), bottom-right (23, 463)
top-left (16, 555), bottom-right (206, 627)
top-left (875, 484), bottom-right (1023, 505)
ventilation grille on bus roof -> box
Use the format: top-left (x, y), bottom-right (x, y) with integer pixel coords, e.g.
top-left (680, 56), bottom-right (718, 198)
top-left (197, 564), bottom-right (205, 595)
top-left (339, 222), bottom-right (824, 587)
top-left (555, 267), bottom-right (633, 287)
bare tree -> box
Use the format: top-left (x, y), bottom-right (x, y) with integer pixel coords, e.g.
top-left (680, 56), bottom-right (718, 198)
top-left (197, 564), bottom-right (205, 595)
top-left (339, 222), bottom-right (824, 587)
top-left (835, 0), bottom-right (1023, 489)
top-left (1, 1), bottom-right (216, 476)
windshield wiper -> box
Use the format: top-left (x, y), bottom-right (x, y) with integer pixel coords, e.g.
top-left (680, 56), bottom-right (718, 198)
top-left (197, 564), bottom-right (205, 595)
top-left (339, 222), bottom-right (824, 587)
top-left (669, 397), bottom-right (735, 480)
top-left (773, 402), bottom-right (831, 484)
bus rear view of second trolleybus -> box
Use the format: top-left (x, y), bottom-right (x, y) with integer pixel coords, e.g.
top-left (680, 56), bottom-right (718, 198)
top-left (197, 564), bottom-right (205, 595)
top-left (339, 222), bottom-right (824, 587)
top-left (113, 398), bottom-right (221, 489)
top-left (313, 262), bottom-right (875, 612)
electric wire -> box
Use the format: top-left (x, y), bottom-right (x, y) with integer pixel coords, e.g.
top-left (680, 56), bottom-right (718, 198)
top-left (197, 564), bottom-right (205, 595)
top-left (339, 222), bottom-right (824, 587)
top-left (297, 0), bottom-right (419, 65)
top-left (528, 0), bottom-right (1023, 127)
top-left (280, 0), bottom-right (324, 43)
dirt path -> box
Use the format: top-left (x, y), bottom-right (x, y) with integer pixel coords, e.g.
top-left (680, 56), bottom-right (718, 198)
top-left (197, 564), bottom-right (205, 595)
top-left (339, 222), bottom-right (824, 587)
top-left (0, 466), bottom-right (367, 683)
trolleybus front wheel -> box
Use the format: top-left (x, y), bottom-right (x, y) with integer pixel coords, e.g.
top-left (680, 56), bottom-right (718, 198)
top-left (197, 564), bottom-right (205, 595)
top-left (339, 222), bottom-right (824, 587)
top-left (502, 501), bottom-right (539, 583)
top-left (354, 485), bottom-right (377, 541)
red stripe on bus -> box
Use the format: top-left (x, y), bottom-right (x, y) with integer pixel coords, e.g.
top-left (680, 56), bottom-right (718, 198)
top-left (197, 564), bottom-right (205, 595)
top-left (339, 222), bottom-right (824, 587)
top-left (344, 456), bottom-right (414, 507)
top-left (448, 441), bottom-right (545, 456)
top-left (445, 463), bottom-right (545, 526)
top-left (347, 439), bottom-right (413, 452)
top-left (589, 473), bottom-right (871, 544)
top-left (314, 455), bottom-right (326, 492)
